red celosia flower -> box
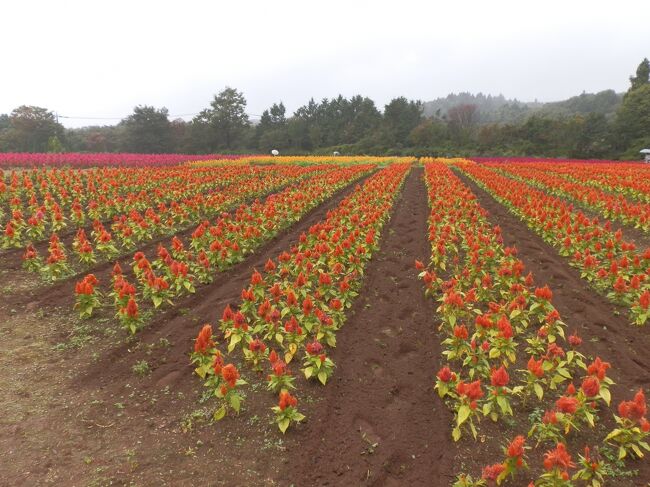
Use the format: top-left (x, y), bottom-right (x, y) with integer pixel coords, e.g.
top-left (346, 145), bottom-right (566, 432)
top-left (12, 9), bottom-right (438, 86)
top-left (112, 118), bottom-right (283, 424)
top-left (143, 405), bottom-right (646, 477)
top-left (444, 290), bottom-right (464, 307)
top-left (457, 380), bottom-right (483, 403)
top-left (535, 285), bottom-right (553, 301)
top-left (302, 296), bottom-right (313, 316)
top-left (306, 340), bottom-right (324, 355)
top-left (543, 410), bottom-right (558, 424)
top-left (545, 309), bottom-right (560, 323)
top-left (212, 350), bottom-right (223, 375)
top-left (543, 443), bottom-right (575, 472)
top-left (269, 350), bottom-right (279, 364)
top-left (581, 376), bottom-right (600, 397)
top-left (221, 363), bottom-right (240, 388)
top-left (613, 276), bottom-right (627, 293)
top-left (527, 356), bottom-right (544, 378)
top-left (125, 296), bottom-right (138, 318)
top-left (491, 366), bottom-right (510, 388)
top-left (556, 396), bottom-right (579, 414)
top-left (264, 259), bottom-right (276, 272)
top-left (618, 389), bottom-right (647, 422)
top-left (437, 366), bottom-right (454, 383)
top-left (194, 324), bottom-right (214, 354)
top-left (251, 270), bottom-right (263, 285)
top-left (568, 332), bottom-right (582, 347)
top-left (222, 304), bottom-right (234, 321)
top-left (507, 435), bottom-right (526, 459)
top-left (481, 463), bottom-right (505, 480)
top-left (497, 315), bottom-right (513, 339)
top-left (639, 290), bottom-right (650, 310)
top-left (415, 260), bottom-right (425, 270)
top-left (279, 390), bottom-right (298, 410)
top-left (454, 325), bottom-right (469, 340)
top-left (587, 357), bottom-right (610, 380)
top-left (248, 338), bottom-right (267, 353)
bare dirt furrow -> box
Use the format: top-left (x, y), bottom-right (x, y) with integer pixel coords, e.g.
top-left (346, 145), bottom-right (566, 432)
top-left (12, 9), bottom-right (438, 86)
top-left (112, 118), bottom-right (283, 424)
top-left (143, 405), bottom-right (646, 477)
top-left (455, 168), bottom-right (650, 482)
top-left (285, 167), bottom-right (455, 487)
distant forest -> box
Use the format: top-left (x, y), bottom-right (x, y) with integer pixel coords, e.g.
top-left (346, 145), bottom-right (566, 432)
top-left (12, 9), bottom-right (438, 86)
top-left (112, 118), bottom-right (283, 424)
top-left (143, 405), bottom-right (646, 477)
top-left (1, 58), bottom-right (649, 160)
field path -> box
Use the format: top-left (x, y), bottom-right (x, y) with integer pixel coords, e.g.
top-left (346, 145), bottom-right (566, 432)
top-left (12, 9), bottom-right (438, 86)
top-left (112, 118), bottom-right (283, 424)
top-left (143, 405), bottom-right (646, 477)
top-left (286, 167), bottom-right (455, 487)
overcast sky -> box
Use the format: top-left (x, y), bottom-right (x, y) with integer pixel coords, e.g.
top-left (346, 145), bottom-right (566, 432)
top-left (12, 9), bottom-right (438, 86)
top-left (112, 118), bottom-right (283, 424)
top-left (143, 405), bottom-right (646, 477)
top-left (2, 0), bottom-right (649, 128)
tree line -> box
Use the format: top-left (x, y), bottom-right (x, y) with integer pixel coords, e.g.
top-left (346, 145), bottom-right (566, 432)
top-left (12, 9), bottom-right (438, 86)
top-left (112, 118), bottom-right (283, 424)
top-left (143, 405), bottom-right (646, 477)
top-left (1, 58), bottom-right (648, 159)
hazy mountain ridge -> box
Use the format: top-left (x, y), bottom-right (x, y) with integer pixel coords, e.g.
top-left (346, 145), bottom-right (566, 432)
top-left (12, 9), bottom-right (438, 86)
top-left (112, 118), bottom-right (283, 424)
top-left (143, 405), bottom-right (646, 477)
top-left (423, 90), bottom-right (623, 124)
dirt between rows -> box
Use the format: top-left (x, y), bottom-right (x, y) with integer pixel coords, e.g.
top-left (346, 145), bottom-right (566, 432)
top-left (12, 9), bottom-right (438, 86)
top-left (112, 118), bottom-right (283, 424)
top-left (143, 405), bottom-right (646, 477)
top-left (282, 166), bottom-right (456, 487)
top-left (456, 168), bottom-right (650, 484)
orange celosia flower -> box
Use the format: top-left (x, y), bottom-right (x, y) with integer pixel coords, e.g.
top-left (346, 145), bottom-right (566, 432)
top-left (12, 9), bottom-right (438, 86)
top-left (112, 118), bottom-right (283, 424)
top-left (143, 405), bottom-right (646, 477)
top-left (194, 324), bottom-right (214, 354)
top-left (221, 364), bottom-right (240, 388)
top-left (581, 376), bottom-right (600, 397)
top-left (587, 357), bottom-right (610, 380)
top-left (535, 285), bottom-right (553, 301)
top-left (527, 356), bottom-right (544, 378)
top-left (543, 443), bottom-right (574, 472)
top-left (481, 463), bottom-right (505, 480)
top-left (618, 389), bottom-right (647, 422)
top-left (556, 396), bottom-right (578, 414)
top-left (279, 390), bottom-right (298, 410)
top-left (507, 435), bottom-right (526, 459)
top-left (491, 366), bottom-right (509, 388)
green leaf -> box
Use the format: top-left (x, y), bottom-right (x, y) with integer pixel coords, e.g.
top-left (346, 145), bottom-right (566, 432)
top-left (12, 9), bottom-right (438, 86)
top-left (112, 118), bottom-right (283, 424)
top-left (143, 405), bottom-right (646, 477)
top-left (213, 406), bottom-right (226, 421)
top-left (303, 366), bottom-right (313, 379)
top-left (496, 395), bottom-right (509, 415)
top-left (152, 295), bottom-right (163, 308)
top-left (600, 388), bottom-right (611, 406)
top-left (229, 394), bottom-right (241, 413)
top-left (489, 348), bottom-right (501, 359)
top-left (457, 404), bottom-right (471, 426)
top-left (452, 426), bottom-right (461, 441)
top-left (317, 371), bottom-right (328, 385)
top-left (534, 383), bottom-right (544, 401)
top-left (278, 418), bottom-right (290, 433)
top-left (293, 412), bottom-right (305, 422)
top-left (228, 333), bottom-right (242, 353)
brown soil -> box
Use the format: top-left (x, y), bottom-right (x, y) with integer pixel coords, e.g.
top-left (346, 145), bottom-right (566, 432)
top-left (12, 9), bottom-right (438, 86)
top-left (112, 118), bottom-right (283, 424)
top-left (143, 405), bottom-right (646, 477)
top-left (456, 168), bottom-right (650, 483)
top-left (283, 167), bottom-right (456, 487)
top-left (0, 173), bottom-right (372, 486)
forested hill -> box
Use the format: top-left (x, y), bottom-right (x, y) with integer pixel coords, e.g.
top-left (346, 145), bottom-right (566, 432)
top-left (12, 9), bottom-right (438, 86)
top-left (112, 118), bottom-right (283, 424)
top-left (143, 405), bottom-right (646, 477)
top-left (422, 90), bottom-right (623, 124)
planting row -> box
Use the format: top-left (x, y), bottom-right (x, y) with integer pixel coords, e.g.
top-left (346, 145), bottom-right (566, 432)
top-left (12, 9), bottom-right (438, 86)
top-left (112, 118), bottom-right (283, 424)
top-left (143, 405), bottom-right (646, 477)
top-left (489, 163), bottom-right (650, 235)
top-left (0, 152), bottom-right (247, 167)
top-left (189, 164), bottom-right (410, 429)
top-left (419, 162), bottom-right (649, 486)
top-left (4, 165), bottom-right (326, 250)
top-left (456, 161), bottom-right (650, 327)
top-left (74, 164), bottom-right (375, 332)
top-left (21, 166), bottom-right (333, 281)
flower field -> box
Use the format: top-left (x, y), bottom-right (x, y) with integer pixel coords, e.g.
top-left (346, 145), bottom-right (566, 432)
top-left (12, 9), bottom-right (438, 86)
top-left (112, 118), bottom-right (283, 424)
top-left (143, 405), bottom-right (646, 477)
top-left (2, 155), bottom-right (650, 486)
